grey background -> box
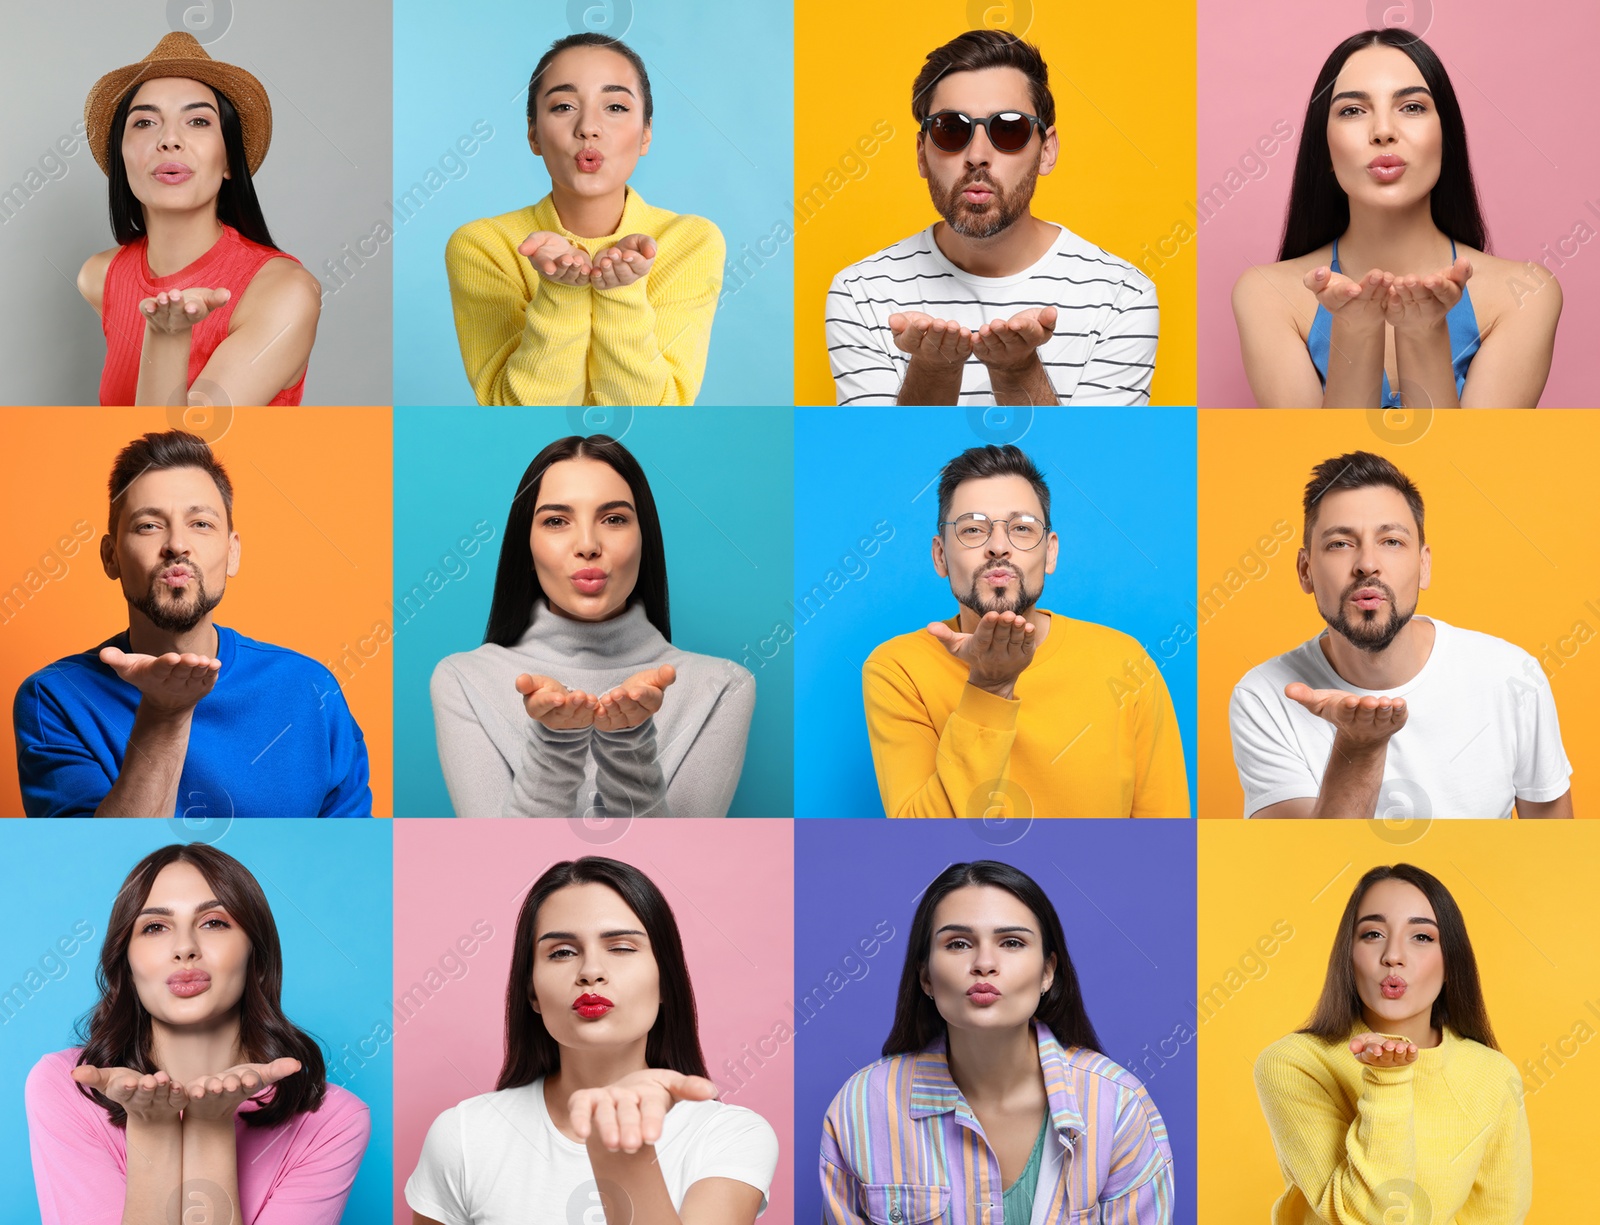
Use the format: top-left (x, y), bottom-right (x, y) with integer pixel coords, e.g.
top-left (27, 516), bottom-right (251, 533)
top-left (0, 0), bottom-right (391, 406)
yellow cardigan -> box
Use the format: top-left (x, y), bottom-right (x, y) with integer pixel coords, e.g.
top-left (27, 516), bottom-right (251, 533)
top-left (861, 610), bottom-right (1191, 818)
top-left (444, 188), bottom-right (724, 406)
top-left (1254, 1025), bottom-right (1531, 1224)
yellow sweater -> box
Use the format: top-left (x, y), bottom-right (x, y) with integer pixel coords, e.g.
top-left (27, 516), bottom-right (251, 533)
top-left (861, 609), bottom-right (1190, 818)
top-left (444, 188), bottom-right (724, 406)
top-left (1254, 1026), bottom-right (1531, 1224)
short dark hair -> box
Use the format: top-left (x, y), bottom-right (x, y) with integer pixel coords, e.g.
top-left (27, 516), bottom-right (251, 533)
top-left (107, 430), bottom-right (235, 537)
top-left (882, 861), bottom-right (1101, 1057)
top-left (497, 856), bottom-right (706, 1090)
top-left (1302, 451), bottom-right (1424, 548)
top-left (936, 444), bottom-right (1051, 534)
top-left (76, 844), bottom-right (328, 1129)
top-left (1300, 863), bottom-right (1497, 1049)
top-left (911, 30), bottom-right (1055, 129)
top-left (526, 33), bottom-right (654, 131)
top-left (483, 434), bottom-right (670, 646)
top-left (107, 82), bottom-right (277, 250)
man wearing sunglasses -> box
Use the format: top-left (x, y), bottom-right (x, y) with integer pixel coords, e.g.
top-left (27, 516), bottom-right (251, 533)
top-left (861, 443), bottom-right (1189, 818)
top-left (827, 30), bottom-right (1159, 407)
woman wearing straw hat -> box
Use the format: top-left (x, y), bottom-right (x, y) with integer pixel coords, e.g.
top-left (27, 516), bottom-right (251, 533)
top-left (79, 32), bottom-right (321, 407)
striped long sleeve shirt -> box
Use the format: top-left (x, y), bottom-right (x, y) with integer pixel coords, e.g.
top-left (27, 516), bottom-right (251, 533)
top-left (825, 226), bottom-right (1159, 407)
top-left (820, 1022), bottom-right (1174, 1224)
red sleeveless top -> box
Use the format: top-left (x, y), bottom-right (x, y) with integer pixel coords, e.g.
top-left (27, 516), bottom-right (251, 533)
top-left (98, 224), bottom-right (308, 406)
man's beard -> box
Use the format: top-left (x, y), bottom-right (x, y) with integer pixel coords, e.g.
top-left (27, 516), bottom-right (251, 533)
top-left (131, 569), bottom-right (224, 634)
top-left (956, 566), bottom-right (1038, 618)
top-left (1320, 578), bottom-right (1415, 654)
top-left (928, 152), bottom-right (1041, 239)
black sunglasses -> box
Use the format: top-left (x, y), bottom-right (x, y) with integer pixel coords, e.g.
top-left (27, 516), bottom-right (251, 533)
top-left (920, 110), bottom-right (1046, 154)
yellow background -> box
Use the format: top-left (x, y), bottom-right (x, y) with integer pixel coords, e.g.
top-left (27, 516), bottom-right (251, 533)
top-left (1198, 410), bottom-right (1600, 819)
top-left (1198, 821), bottom-right (1600, 1223)
top-left (793, 0), bottom-right (1197, 406)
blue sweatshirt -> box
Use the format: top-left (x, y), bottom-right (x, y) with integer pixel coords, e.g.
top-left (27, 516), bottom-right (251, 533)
top-left (12, 625), bottom-right (371, 818)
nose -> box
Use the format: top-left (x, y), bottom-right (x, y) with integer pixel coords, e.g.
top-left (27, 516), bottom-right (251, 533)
top-left (970, 939), bottom-right (998, 974)
top-left (573, 524), bottom-right (601, 559)
top-left (1369, 111), bottom-right (1397, 145)
top-left (1380, 938), bottom-right (1404, 967)
top-left (965, 126), bottom-right (994, 167)
top-left (171, 926), bottom-right (200, 960)
top-left (576, 951), bottom-right (606, 985)
top-left (984, 532), bottom-right (1012, 559)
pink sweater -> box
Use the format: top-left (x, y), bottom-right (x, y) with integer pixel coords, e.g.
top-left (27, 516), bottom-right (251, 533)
top-left (25, 1048), bottom-right (370, 1225)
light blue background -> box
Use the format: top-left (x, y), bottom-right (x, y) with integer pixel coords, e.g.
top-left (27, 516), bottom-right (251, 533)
top-left (794, 407), bottom-right (1199, 817)
top-left (393, 407), bottom-right (795, 817)
top-left (1, 821), bottom-right (393, 1225)
top-left (392, 0), bottom-right (794, 406)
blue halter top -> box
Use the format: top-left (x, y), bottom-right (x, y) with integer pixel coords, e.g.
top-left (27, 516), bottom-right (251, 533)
top-left (1306, 236), bottom-right (1481, 407)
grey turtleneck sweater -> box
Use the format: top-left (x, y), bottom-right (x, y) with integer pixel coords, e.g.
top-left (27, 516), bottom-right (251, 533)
top-left (429, 601), bottom-right (754, 817)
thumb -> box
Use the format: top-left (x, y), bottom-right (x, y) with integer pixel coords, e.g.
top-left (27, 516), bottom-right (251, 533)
top-left (638, 236), bottom-right (657, 260)
top-left (925, 621), bottom-right (957, 645)
top-left (1283, 681), bottom-right (1315, 706)
top-left (669, 1073), bottom-right (719, 1101)
top-left (71, 1065), bottom-right (108, 1089)
top-left (517, 232), bottom-right (546, 256)
top-left (100, 646), bottom-right (128, 669)
top-left (206, 287), bottom-right (231, 308)
top-left (888, 312), bottom-right (909, 336)
top-left (260, 1057), bottom-right (302, 1083)
top-left (1035, 305), bottom-right (1057, 333)
top-left (649, 663), bottom-right (677, 690)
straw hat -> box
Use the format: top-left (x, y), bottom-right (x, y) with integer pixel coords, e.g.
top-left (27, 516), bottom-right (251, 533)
top-left (85, 32), bottom-right (272, 177)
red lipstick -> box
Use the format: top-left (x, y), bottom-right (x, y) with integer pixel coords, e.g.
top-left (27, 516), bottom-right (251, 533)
top-left (573, 992), bottom-right (614, 1020)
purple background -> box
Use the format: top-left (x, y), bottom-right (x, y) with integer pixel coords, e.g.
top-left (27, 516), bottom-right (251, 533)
top-left (792, 820), bottom-right (1197, 1224)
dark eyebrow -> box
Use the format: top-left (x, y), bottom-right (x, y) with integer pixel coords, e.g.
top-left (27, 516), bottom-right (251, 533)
top-left (1331, 86), bottom-right (1433, 105)
top-left (129, 100), bottom-right (219, 116)
top-left (138, 899), bottom-right (225, 917)
top-left (1356, 913), bottom-right (1438, 927)
top-left (933, 923), bottom-right (1037, 936)
top-left (536, 928), bottom-right (647, 942)
top-left (543, 83), bottom-right (637, 100)
top-left (1319, 521), bottom-right (1412, 540)
top-left (126, 504), bottom-right (224, 521)
top-left (533, 500), bottom-right (636, 514)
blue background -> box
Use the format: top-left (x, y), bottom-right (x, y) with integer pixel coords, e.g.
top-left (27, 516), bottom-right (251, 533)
top-left (793, 407), bottom-right (1199, 817)
top-left (1, 820), bottom-right (393, 1225)
top-left (393, 407), bottom-right (795, 817)
top-left (793, 820), bottom-right (1198, 1225)
top-left (392, 0), bottom-right (794, 406)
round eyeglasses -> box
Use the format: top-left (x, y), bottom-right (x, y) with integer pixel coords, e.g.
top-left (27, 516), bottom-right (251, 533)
top-left (938, 513), bottom-right (1048, 550)
top-left (920, 110), bottom-right (1046, 154)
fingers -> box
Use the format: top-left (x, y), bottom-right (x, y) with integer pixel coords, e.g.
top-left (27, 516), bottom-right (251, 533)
top-left (591, 1094), bottom-right (620, 1150)
top-left (613, 1092), bottom-right (644, 1152)
top-left (1303, 266), bottom-right (1330, 292)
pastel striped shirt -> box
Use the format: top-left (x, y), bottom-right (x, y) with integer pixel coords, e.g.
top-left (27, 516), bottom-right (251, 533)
top-left (821, 1022), bottom-right (1174, 1224)
top-left (825, 225), bottom-right (1158, 406)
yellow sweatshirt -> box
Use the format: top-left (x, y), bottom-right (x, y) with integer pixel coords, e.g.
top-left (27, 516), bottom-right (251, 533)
top-left (861, 609), bottom-right (1190, 818)
top-left (1254, 1026), bottom-right (1531, 1224)
top-left (444, 188), bottom-right (724, 406)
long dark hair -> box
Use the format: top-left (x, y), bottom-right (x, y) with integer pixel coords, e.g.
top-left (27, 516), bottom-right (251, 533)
top-left (483, 434), bottom-right (670, 646)
top-left (1300, 863), bottom-right (1497, 1049)
top-left (882, 861), bottom-right (1102, 1057)
top-left (75, 844), bottom-right (326, 1128)
top-left (1277, 29), bottom-right (1487, 261)
top-left (497, 857), bottom-right (706, 1090)
top-left (107, 80), bottom-right (277, 249)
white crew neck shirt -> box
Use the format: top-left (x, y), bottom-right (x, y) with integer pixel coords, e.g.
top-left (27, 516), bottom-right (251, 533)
top-left (1230, 617), bottom-right (1571, 818)
top-left (405, 1076), bottom-right (778, 1224)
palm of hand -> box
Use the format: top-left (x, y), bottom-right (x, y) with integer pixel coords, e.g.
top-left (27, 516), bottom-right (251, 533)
top-left (100, 646), bottom-right (220, 713)
top-left (181, 1058), bottom-right (300, 1121)
top-left (1284, 682), bottom-right (1407, 745)
top-left (1350, 1033), bottom-right (1418, 1068)
top-left (519, 231), bottom-right (593, 286)
top-left (516, 674), bottom-right (598, 730)
top-left (592, 664), bottom-right (676, 732)
top-left (889, 311), bottom-right (973, 364)
top-left (140, 287), bottom-right (230, 334)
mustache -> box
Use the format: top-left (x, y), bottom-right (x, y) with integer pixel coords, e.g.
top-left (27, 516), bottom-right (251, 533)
top-left (1342, 578), bottom-right (1397, 603)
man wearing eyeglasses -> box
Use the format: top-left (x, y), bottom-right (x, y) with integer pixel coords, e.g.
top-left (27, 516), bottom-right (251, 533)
top-left (826, 30), bottom-right (1159, 407)
top-left (861, 444), bottom-right (1189, 818)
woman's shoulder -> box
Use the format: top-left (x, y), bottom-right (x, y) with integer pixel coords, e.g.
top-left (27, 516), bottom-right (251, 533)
top-left (628, 195), bottom-right (725, 256)
top-left (76, 246), bottom-right (121, 313)
top-left (823, 1049), bottom-right (919, 1121)
top-left (1458, 246), bottom-right (1562, 329)
top-left (448, 205), bottom-right (545, 255)
top-left (25, 1048), bottom-right (90, 1112)
top-left (313, 1082), bottom-right (372, 1127)
top-left (233, 253), bottom-right (322, 325)
top-left (1233, 250), bottom-right (1327, 309)
top-left (1253, 1029), bottom-right (1341, 1082)
top-left (662, 645), bottom-right (753, 689)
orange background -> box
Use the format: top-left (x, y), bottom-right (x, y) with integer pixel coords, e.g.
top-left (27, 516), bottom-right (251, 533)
top-left (1198, 821), bottom-right (1600, 1223)
top-left (0, 407), bottom-right (392, 817)
top-left (1198, 410), bottom-right (1600, 819)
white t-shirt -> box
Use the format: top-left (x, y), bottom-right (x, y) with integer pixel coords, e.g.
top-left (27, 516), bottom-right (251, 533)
top-left (825, 223), bottom-right (1158, 406)
top-left (405, 1077), bottom-right (779, 1224)
top-left (1229, 618), bottom-right (1571, 819)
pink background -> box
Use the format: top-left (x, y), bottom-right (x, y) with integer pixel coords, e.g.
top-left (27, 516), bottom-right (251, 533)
top-left (1198, 0), bottom-right (1600, 407)
top-left (392, 820), bottom-right (795, 1225)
